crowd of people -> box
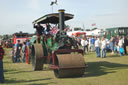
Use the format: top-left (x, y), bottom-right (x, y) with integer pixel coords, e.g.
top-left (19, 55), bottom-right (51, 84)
top-left (11, 40), bottom-right (31, 63)
top-left (81, 36), bottom-right (128, 58)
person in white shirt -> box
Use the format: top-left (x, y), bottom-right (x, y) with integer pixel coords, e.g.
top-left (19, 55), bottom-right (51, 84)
top-left (100, 37), bottom-right (107, 58)
top-left (95, 37), bottom-right (100, 57)
top-left (118, 37), bottom-right (123, 48)
top-left (81, 37), bottom-right (88, 55)
top-left (88, 37), bottom-right (92, 51)
top-left (118, 36), bottom-right (124, 56)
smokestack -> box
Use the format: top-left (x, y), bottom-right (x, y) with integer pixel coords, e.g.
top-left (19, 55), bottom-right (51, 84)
top-left (58, 9), bottom-right (65, 31)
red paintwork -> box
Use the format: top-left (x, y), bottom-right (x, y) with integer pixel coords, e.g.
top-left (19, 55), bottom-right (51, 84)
top-left (72, 32), bottom-right (86, 36)
top-left (71, 32), bottom-right (86, 41)
top-left (13, 35), bottom-right (30, 45)
top-left (25, 46), bottom-right (29, 64)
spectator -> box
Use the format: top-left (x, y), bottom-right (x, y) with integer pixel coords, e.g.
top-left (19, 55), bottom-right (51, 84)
top-left (86, 37), bottom-right (89, 52)
top-left (101, 37), bottom-right (107, 58)
top-left (91, 36), bottom-right (95, 51)
top-left (114, 43), bottom-right (118, 55)
top-left (110, 36), bottom-right (115, 54)
top-left (114, 36), bottom-right (119, 54)
top-left (0, 44), bottom-right (5, 83)
top-left (14, 40), bottom-right (21, 62)
top-left (81, 37), bottom-right (88, 55)
top-left (95, 37), bottom-right (100, 57)
top-left (11, 46), bottom-right (15, 63)
top-left (26, 40), bottom-right (31, 63)
top-left (26, 40), bottom-right (31, 48)
top-left (123, 36), bottom-right (128, 55)
top-left (115, 35), bottom-right (119, 46)
top-left (88, 36), bottom-right (92, 51)
top-left (118, 37), bottom-right (124, 56)
top-left (22, 42), bottom-right (26, 62)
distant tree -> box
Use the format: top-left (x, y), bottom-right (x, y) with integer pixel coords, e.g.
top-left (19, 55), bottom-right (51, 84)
top-left (92, 27), bottom-right (98, 30)
top-left (3, 35), bottom-right (8, 40)
top-left (86, 29), bottom-right (91, 31)
top-left (74, 27), bottom-right (82, 31)
top-left (2, 34), bottom-right (13, 40)
top-left (0, 35), bottom-right (2, 39)
top-left (81, 29), bottom-right (84, 31)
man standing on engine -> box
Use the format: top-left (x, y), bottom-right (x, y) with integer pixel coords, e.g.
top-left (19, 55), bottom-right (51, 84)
top-left (33, 24), bottom-right (45, 43)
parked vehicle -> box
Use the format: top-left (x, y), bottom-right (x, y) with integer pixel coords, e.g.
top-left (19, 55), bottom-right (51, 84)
top-left (105, 27), bottom-right (128, 40)
top-left (13, 32), bottom-right (30, 45)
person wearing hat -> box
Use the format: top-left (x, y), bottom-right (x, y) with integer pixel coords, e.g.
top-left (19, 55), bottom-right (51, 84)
top-left (33, 23), bottom-right (45, 43)
top-left (0, 44), bottom-right (5, 83)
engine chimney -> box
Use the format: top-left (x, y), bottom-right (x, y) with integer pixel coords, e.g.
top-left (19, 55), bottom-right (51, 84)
top-left (58, 9), bottom-right (65, 31)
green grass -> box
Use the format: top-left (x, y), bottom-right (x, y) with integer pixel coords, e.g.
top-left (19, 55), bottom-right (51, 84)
top-left (2, 48), bottom-right (128, 85)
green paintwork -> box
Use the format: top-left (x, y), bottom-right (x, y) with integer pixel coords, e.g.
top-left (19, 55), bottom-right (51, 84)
top-left (46, 37), bottom-right (59, 51)
top-left (30, 35), bottom-right (59, 56)
top-left (30, 36), bottom-right (36, 45)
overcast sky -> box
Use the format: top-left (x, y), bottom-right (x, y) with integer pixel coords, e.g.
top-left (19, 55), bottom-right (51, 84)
top-left (0, 0), bottom-right (128, 35)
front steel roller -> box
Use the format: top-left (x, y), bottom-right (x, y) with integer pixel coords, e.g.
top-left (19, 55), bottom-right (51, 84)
top-left (54, 54), bottom-right (85, 78)
top-left (31, 43), bottom-right (44, 71)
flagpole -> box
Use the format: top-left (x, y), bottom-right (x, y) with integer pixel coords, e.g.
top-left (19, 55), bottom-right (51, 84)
top-left (51, 5), bottom-right (54, 13)
top-left (50, 0), bottom-right (58, 13)
top-left (83, 23), bottom-right (85, 31)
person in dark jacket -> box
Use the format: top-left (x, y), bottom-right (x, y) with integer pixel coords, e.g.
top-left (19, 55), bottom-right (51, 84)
top-left (123, 36), bottom-right (128, 55)
top-left (34, 24), bottom-right (44, 36)
top-left (34, 24), bottom-right (45, 43)
top-left (0, 45), bottom-right (5, 83)
top-left (14, 40), bottom-right (21, 62)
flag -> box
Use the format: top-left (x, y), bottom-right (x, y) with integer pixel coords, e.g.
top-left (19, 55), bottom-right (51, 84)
top-left (64, 26), bottom-right (70, 31)
top-left (50, 0), bottom-right (57, 6)
top-left (92, 23), bottom-right (96, 26)
top-left (50, 26), bottom-right (59, 35)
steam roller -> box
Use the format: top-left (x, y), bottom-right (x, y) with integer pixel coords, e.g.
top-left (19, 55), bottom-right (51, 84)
top-left (31, 9), bottom-right (86, 78)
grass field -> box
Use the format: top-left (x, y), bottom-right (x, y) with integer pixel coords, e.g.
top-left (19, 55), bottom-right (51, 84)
top-left (2, 48), bottom-right (128, 85)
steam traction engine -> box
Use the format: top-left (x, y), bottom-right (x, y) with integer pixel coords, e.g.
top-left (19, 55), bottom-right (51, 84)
top-left (31, 9), bottom-right (86, 78)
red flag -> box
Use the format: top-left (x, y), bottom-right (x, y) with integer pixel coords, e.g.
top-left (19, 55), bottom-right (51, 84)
top-left (92, 23), bottom-right (96, 26)
top-left (64, 26), bottom-right (70, 31)
top-left (50, 26), bottom-right (59, 35)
